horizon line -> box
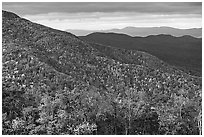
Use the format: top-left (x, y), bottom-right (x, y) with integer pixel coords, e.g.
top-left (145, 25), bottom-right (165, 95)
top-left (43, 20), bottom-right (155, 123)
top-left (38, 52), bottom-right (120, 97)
top-left (65, 26), bottom-right (202, 31)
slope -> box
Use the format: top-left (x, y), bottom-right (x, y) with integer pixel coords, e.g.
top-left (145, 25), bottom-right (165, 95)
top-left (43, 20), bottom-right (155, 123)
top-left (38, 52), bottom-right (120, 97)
top-left (80, 33), bottom-right (202, 76)
top-left (2, 10), bottom-right (202, 135)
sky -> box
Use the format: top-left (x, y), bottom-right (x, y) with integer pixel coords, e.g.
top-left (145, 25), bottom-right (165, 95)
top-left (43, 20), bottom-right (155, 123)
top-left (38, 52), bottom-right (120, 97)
top-left (2, 2), bottom-right (202, 30)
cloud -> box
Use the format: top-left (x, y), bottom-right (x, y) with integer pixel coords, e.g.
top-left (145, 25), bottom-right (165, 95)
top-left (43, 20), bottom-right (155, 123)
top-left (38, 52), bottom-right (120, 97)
top-left (23, 12), bottom-right (201, 21)
top-left (3, 2), bottom-right (202, 15)
top-left (3, 2), bottom-right (202, 30)
top-left (23, 12), bottom-right (202, 30)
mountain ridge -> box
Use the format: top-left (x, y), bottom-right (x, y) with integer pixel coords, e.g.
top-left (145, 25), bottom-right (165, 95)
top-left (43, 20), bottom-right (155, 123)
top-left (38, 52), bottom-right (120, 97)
top-left (2, 10), bottom-right (202, 135)
top-left (66, 26), bottom-right (202, 38)
top-left (86, 32), bottom-right (202, 39)
top-left (80, 32), bottom-right (202, 76)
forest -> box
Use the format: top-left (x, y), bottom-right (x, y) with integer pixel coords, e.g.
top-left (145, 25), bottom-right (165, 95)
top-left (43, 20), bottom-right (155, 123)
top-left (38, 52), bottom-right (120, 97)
top-left (2, 10), bottom-right (202, 135)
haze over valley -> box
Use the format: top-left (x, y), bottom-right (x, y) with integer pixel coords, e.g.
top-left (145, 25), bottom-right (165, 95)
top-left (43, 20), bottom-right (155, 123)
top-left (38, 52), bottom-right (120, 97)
top-left (67, 26), bottom-right (202, 38)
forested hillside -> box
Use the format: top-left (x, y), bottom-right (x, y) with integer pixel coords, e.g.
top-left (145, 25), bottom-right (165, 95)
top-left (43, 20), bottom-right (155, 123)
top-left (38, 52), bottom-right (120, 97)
top-left (80, 33), bottom-right (202, 76)
top-left (2, 10), bottom-right (202, 135)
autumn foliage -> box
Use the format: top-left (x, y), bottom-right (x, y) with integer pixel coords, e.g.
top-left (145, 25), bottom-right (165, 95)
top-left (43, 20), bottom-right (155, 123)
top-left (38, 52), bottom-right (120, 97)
top-left (2, 11), bottom-right (202, 135)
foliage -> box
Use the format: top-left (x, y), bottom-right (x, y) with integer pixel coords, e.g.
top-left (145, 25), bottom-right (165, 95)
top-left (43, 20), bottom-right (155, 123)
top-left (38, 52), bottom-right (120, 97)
top-left (2, 10), bottom-right (202, 135)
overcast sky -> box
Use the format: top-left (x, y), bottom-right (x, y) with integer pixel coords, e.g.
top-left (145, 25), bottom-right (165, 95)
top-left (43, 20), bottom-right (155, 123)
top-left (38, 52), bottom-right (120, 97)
top-left (2, 2), bottom-right (202, 30)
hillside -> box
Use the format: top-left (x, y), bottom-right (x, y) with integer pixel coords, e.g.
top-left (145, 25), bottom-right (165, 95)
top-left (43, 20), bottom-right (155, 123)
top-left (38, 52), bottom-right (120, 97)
top-left (80, 33), bottom-right (202, 76)
top-left (66, 26), bottom-right (202, 38)
top-left (2, 10), bottom-right (202, 135)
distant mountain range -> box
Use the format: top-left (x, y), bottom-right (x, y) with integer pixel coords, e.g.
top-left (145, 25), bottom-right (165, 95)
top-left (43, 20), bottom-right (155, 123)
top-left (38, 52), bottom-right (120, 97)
top-left (66, 26), bottom-right (202, 38)
top-left (80, 33), bottom-right (202, 76)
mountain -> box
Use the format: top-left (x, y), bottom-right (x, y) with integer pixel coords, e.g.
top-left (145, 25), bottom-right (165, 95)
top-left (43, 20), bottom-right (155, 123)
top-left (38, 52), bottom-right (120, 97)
top-left (66, 26), bottom-right (202, 38)
top-left (66, 29), bottom-right (95, 36)
top-left (2, 10), bottom-right (202, 135)
top-left (80, 33), bottom-right (202, 76)
top-left (107, 27), bottom-right (202, 38)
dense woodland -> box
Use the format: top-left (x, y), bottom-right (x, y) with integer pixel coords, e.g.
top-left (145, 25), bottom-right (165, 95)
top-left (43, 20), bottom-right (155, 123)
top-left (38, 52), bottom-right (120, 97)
top-left (2, 10), bottom-right (202, 135)
top-left (80, 32), bottom-right (202, 76)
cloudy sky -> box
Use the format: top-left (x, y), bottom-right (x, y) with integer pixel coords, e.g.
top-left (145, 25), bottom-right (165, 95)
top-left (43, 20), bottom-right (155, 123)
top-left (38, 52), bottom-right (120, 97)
top-left (2, 2), bottom-right (202, 30)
